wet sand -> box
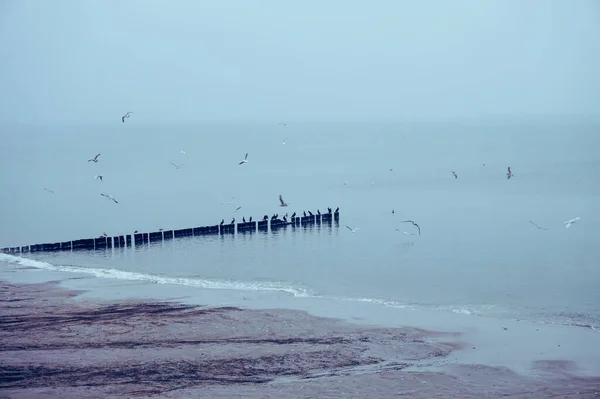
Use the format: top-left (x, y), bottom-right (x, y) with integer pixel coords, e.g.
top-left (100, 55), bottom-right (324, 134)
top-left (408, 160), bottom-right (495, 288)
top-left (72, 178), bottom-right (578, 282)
top-left (1, 279), bottom-right (599, 398)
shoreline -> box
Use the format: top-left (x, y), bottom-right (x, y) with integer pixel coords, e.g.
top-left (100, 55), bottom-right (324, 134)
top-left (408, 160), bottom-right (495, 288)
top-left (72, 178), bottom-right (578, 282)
top-left (2, 264), bottom-right (600, 397)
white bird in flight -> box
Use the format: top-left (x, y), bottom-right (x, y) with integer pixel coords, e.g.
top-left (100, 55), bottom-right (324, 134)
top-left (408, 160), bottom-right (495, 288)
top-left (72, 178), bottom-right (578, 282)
top-left (346, 225), bottom-right (360, 233)
top-left (181, 150), bottom-right (186, 155)
top-left (95, 175), bottom-right (103, 181)
top-left (101, 193), bottom-right (118, 204)
top-left (122, 112), bottom-right (133, 123)
top-left (238, 153), bottom-right (249, 165)
top-left (282, 138), bottom-right (287, 145)
top-left (88, 153), bottom-right (101, 163)
top-left (564, 217), bottom-right (580, 228)
top-left (169, 162), bottom-right (185, 169)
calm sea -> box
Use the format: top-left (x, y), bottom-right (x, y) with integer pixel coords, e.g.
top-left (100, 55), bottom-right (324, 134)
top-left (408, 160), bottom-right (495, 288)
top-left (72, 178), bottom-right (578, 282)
top-left (1, 120), bottom-right (599, 327)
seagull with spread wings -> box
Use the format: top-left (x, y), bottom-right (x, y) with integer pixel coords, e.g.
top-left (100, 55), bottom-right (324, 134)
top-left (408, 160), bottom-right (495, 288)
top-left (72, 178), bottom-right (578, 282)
top-left (239, 153), bottom-right (249, 165)
top-left (279, 194), bottom-right (288, 207)
top-left (564, 217), bottom-right (580, 229)
top-left (169, 162), bottom-right (185, 169)
top-left (88, 153), bottom-right (101, 163)
top-left (530, 221), bottom-right (547, 230)
top-left (346, 225), bottom-right (360, 233)
top-left (122, 112), bottom-right (133, 123)
top-left (101, 193), bottom-right (118, 204)
top-left (402, 220), bottom-right (421, 236)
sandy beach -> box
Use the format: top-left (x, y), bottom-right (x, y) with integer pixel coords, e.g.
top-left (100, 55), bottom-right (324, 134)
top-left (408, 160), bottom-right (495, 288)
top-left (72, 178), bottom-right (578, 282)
top-left (2, 277), bottom-right (599, 399)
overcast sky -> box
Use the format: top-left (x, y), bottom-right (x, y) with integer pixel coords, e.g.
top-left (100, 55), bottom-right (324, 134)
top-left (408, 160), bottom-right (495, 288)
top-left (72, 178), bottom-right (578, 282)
top-left (1, 0), bottom-right (599, 124)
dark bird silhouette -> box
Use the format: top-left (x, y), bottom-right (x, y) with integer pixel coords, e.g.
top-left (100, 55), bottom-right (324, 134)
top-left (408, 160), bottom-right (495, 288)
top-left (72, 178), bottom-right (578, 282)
top-left (169, 162), bottom-right (185, 169)
top-left (402, 220), bottom-right (421, 236)
top-left (220, 219), bottom-right (224, 226)
top-left (88, 153), bottom-right (101, 163)
top-left (238, 153), bottom-right (249, 165)
top-left (263, 215), bottom-right (269, 221)
top-left (231, 218), bottom-right (235, 224)
top-left (291, 212), bottom-right (296, 218)
top-left (122, 112), bottom-right (132, 123)
top-left (303, 211), bottom-right (307, 217)
top-left (334, 207), bottom-right (339, 213)
top-left (317, 209), bottom-right (321, 215)
top-left (100, 193), bottom-right (118, 203)
top-left (308, 211), bottom-right (313, 216)
top-left (249, 216), bottom-right (253, 222)
top-left (507, 167), bottom-right (513, 180)
top-left (279, 194), bottom-right (288, 207)
top-left (452, 171), bottom-right (458, 179)
top-left (242, 217), bottom-right (246, 223)
top-left (327, 207), bottom-right (332, 214)
top-left (530, 221), bottom-right (548, 230)
top-left (283, 216), bottom-right (287, 222)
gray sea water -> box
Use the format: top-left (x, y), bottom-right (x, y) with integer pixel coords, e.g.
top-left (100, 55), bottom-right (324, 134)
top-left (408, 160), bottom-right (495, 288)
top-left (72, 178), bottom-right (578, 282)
top-left (1, 120), bottom-right (599, 327)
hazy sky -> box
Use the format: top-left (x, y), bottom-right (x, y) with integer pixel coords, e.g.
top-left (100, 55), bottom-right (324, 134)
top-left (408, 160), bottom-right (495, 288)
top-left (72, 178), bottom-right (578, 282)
top-left (1, 0), bottom-right (599, 124)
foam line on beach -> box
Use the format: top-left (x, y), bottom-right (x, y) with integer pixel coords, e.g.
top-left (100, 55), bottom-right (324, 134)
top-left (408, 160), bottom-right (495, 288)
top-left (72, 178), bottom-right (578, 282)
top-left (0, 253), bottom-right (506, 317)
top-left (3, 253), bottom-right (598, 331)
top-left (0, 253), bottom-right (313, 298)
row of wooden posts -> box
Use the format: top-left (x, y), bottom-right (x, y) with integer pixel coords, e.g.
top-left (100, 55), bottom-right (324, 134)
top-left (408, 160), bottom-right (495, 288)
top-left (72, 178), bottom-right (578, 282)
top-left (1, 211), bottom-right (340, 254)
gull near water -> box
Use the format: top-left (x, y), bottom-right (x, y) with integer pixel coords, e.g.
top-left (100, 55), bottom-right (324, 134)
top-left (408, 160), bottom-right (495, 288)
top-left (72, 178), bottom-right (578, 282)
top-left (529, 221), bottom-right (547, 230)
top-left (402, 220), bottom-right (421, 236)
top-left (169, 162), bottom-right (185, 169)
top-left (88, 153), bottom-right (101, 163)
top-left (346, 225), bottom-right (360, 233)
top-left (121, 112), bottom-right (133, 123)
top-left (239, 153), bottom-right (249, 165)
top-left (100, 193), bottom-right (118, 204)
top-left (279, 194), bottom-right (288, 207)
top-left (564, 217), bottom-right (580, 229)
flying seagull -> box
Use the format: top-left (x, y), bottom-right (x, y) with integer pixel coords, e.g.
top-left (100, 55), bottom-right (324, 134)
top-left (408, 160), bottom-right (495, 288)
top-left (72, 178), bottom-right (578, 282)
top-left (452, 171), bottom-right (458, 179)
top-left (43, 188), bottom-right (54, 194)
top-left (346, 225), bottom-right (360, 233)
top-left (95, 175), bottom-right (103, 181)
top-left (101, 193), bottom-right (118, 204)
top-left (121, 112), bottom-right (133, 123)
top-left (239, 153), bottom-right (249, 165)
top-left (529, 221), bottom-right (547, 230)
top-left (169, 162), bottom-right (185, 169)
top-left (507, 166), bottom-right (513, 180)
top-left (181, 150), bottom-right (186, 155)
top-left (88, 153), bottom-right (101, 163)
top-left (279, 194), bottom-right (288, 207)
top-left (564, 217), bottom-right (580, 229)
top-left (402, 220), bottom-right (421, 236)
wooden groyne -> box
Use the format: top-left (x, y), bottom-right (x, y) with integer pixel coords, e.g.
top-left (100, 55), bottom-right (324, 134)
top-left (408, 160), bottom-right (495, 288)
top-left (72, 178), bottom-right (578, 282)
top-left (1, 210), bottom-right (340, 254)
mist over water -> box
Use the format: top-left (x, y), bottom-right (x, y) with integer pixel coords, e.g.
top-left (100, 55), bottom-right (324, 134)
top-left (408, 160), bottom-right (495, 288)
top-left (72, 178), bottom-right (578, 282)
top-left (1, 121), bottom-right (599, 327)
